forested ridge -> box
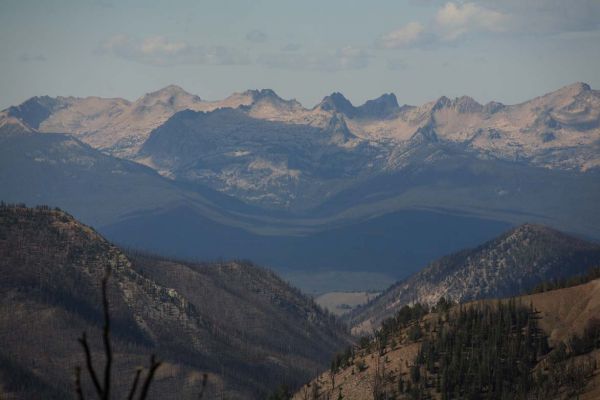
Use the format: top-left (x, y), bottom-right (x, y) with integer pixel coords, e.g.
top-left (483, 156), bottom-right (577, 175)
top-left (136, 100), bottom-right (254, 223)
top-left (296, 279), bottom-right (600, 400)
top-left (348, 224), bottom-right (600, 334)
top-left (0, 203), bottom-right (350, 399)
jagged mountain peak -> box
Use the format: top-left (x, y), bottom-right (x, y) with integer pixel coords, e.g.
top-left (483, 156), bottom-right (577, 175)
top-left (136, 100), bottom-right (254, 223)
top-left (146, 84), bottom-right (192, 97)
top-left (364, 92), bottom-right (398, 106)
top-left (432, 95), bottom-right (451, 110)
top-left (454, 95), bottom-right (483, 112)
top-left (356, 93), bottom-right (400, 119)
top-left (556, 81), bottom-right (591, 95)
top-left (5, 95), bottom-right (67, 129)
top-left (432, 95), bottom-right (483, 113)
top-left (483, 100), bottom-right (505, 113)
top-left (317, 91), bottom-right (401, 120)
top-left (316, 92), bottom-right (356, 117)
top-left (135, 84), bottom-right (202, 108)
top-left (325, 91), bottom-right (352, 103)
top-left (241, 88), bottom-right (304, 110)
top-left (527, 81), bottom-right (594, 106)
top-left (242, 88), bottom-right (285, 103)
top-left (239, 89), bottom-right (304, 116)
top-left (522, 81), bottom-right (600, 134)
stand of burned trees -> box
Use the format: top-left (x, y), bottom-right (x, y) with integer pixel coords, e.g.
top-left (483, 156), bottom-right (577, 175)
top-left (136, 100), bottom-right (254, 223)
top-left (74, 266), bottom-right (207, 400)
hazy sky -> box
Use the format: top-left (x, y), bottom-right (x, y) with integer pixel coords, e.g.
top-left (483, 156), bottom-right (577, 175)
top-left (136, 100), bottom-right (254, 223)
top-left (1, 0), bottom-right (600, 109)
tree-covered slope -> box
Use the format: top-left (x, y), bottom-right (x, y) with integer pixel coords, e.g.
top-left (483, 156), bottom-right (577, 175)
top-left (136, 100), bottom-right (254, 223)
top-left (0, 205), bottom-right (350, 399)
top-left (295, 277), bottom-right (600, 400)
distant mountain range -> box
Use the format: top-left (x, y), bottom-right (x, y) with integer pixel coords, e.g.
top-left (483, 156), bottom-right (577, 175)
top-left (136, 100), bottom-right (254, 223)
top-left (1, 83), bottom-right (599, 290)
top-left (7, 82), bottom-right (599, 175)
top-left (347, 224), bottom-right (600, 334)
top-left (0, 205), bottom-right (349, 399)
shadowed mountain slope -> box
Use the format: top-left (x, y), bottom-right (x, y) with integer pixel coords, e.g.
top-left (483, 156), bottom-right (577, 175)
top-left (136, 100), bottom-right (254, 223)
top-left (0, 205), bottom-right (350, 399)
top-left (0, 121), bottom-right (516, 286)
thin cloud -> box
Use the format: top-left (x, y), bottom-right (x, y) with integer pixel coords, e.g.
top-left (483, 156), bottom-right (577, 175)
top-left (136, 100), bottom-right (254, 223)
top-left (379, 1), bottom-right (600, 49)
top-left (100, 34), bottom-right (250, 66)
top-left (378, 22), bottom-right (427, 49)
top-left (434, 2), bottom-right (509, 42)
top-left (387, 58), bottom-right (408, 71)
top-left (245, 30), bottom-right (268, 43)
top-left (281, 43), bottom-right (302, 52)
top-left (474, 0), bottom-right (600, 34)
top-left (19, 53), bottom-right (47, 62)
top-left (258, 46), bottom-right (370, 72)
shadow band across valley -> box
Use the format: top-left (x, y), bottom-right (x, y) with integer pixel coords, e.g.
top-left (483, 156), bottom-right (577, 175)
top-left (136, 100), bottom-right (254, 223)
top-left (101, 206), bottom-right (511, 292)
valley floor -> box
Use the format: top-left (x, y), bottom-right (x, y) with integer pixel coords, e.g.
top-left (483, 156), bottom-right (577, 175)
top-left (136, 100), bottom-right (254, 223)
top-left (315, 291), bottom-right (380, 316)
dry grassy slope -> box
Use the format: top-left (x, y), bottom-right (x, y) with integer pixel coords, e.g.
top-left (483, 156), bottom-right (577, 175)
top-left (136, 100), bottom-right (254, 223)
top-left (295, 279), bottom-right (600, 400)
top-left (0, 205), bottom-right (349, 400)
top-left (293, 342), bottom-right (422, 400)
top-left (524, 279), bottom-right (600, 344)
top-left (526, 280), bottom-right (600, 400)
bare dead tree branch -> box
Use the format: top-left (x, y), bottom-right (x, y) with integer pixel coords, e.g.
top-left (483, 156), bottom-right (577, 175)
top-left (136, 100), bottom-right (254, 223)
top-left (101, 268), bottom-right (112, 400)
top-left (75, 266), bottom-right (113, 400)
top-left (198, 373), bottom-right (208, 399)
top-left (137, 354), bottom-right (162, 400)
top-left (78, 332), bottom-right (103, 398)
top-left (74, 264), bottom-right (208, 399)
top-left (75, 366), bottom-right (85, 400)
top-left (127, 368), bottom-right (143, 400)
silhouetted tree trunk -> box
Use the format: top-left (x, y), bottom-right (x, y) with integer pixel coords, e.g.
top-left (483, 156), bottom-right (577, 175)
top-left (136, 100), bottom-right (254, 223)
top-left (75, 266), bottom-right (162, 400)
